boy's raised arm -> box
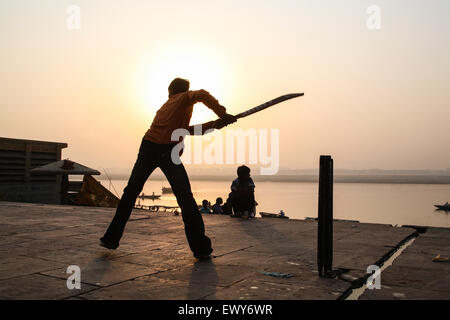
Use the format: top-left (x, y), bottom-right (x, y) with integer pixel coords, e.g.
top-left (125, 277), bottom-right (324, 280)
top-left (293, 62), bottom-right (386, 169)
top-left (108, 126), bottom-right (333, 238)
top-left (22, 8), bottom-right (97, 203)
top-left (187, 90), bottom-right (237, 135)
top-left (187, 121), bottom-right (216, 135)
top-left (189, 89), bottom-right (226, 117)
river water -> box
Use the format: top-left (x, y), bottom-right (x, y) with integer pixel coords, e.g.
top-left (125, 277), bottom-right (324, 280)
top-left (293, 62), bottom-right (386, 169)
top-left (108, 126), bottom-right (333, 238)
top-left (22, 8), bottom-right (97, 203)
top-left (99, 179), bottom-right (450, 228)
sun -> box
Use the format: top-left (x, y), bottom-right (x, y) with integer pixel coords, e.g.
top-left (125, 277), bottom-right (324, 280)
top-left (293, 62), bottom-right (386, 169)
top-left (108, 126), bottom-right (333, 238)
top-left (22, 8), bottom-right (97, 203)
top-left (140, 43), bottom-right (230, 125)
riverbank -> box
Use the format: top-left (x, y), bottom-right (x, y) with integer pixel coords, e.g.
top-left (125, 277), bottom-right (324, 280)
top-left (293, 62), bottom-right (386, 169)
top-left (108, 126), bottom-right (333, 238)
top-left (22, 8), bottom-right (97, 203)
top-left (0, 201), bottom-right (448, 299)
top-left (100, 174), bottom-right (450, 185)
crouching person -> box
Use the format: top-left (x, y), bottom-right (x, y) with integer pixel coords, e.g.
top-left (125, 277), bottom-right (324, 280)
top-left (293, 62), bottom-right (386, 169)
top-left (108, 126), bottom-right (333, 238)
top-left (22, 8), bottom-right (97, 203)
top-left (211, 197), bottom-right (224, 214)
top-left (228, 165), bottom-right (256, 218)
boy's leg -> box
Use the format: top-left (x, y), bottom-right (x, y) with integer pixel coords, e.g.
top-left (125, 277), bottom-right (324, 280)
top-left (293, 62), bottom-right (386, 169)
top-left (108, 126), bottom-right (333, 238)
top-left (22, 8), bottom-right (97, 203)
top-left (229, 189), bottom-right (255, 217)
top-left (101, 141), bottom-right (158, 247)
top-left (228, 192), bottom-right (240, 216)
top-left (159, 156), bottom-right (212, 257)
top-left (222, 194), bottom-right (233, 215)
top-left (244, 190), bottom-right (256, 218)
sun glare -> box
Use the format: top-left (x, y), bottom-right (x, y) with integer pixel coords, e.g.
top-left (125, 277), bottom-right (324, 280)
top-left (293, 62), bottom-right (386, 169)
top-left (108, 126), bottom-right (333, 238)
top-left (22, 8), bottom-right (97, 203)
top-left (140, 44), bottom-right (230, 124)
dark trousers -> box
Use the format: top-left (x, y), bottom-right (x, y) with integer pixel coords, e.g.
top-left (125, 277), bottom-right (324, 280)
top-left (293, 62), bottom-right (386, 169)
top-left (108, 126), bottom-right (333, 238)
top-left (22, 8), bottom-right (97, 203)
top-left (101, 139), bottom-right (212, 257)
top-left (228, 188), bottom-right (255, 215)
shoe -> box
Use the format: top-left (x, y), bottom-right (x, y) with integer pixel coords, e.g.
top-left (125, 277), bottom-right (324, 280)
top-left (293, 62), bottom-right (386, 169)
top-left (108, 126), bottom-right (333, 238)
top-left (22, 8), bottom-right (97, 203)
top-left (195, 254), bottom-right (212, 261)
top-left (242, 211), bottom-right (249, 218)
top-left (99, 238), bottom-right (118, 250)
top-left (194, 249), bottom-right (213, 260)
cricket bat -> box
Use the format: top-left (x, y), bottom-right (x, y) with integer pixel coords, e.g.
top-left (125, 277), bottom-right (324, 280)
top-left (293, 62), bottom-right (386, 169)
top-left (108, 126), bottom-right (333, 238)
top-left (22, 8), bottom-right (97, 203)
top-left (235, 93), bottom-right (304, 119)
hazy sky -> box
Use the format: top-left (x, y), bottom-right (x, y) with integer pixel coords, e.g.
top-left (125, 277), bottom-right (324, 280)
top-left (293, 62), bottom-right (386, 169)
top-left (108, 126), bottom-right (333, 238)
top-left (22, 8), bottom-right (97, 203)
top-left (1, 0), bottom-right (449, 172)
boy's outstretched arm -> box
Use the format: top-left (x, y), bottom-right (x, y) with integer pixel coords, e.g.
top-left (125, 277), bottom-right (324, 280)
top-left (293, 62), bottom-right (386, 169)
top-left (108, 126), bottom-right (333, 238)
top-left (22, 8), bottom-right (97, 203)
top-left (187, 121), bottom-right (216, 136)
top-left (187, 117), bottom-right (234, 135)
top-left (189, 89), bottom-right (226, 116)
top-left (189, 89), bottom-right (237, 124)
top-left (187, 89), bottom-right (237, 135)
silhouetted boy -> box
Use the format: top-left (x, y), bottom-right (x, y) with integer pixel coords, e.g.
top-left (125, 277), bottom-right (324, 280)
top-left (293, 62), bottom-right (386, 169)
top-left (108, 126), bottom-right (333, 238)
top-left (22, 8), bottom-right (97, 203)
top-left (100, 78), bottom-right (236, 259)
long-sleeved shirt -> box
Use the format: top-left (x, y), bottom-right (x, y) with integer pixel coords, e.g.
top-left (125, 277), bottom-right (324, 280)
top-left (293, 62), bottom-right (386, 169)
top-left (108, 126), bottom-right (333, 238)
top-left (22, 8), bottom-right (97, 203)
top-left (144, 89), bottom-right (226, 144)
top-left (231, 177), bottom-right (255, 191)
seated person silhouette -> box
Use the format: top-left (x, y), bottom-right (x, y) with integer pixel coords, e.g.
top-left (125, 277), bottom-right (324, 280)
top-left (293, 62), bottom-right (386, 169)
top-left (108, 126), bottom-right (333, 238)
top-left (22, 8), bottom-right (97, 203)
top-left (221, 198), bottom-right (233, 215)
top-left (211, 197), bottom-right (224, 214)
top-left (228, 165), bottom-right (256, 218)
top-left (199, 199), bottom-right (212, 214)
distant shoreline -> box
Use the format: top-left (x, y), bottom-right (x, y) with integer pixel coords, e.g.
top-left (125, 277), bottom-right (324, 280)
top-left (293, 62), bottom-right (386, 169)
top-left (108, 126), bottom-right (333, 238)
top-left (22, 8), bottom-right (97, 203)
top-left (99, 174), bottom-right (450, 185)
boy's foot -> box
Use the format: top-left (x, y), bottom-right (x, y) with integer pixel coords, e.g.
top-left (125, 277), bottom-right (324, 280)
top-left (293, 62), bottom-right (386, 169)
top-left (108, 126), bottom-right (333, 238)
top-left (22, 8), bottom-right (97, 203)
top-left (194, 252), bottom-right (212, 261)
top-left (99, 238), bottom-right (118, 250)
top-left (242, 211), bottom-right (249, 218)
top-left (195, 254), bottom-right (212, 261)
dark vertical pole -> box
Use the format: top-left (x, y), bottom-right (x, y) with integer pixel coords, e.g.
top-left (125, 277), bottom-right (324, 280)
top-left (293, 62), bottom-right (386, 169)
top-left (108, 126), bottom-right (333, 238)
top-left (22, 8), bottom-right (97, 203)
top-left (318, 155), bottom-right (333, 277)
top-left (61, 174), bottom-right (69, 205)
top-left (25, 143), bottom-right (31, 183)
top-left (326, 157), bottom-right (333, 273)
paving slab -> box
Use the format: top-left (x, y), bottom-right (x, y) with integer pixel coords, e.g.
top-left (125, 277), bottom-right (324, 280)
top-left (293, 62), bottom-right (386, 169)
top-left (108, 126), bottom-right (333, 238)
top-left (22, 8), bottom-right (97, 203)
top-left (0, 273), bottom-right (97, 300)
top-left (29, 246), bottom-right (132, 265)
top-left (79, 275), bottom-right (218, 300)
top-left (360, 228), bottom-right (450, 300)
top-left (151, 261), bottom-right (253, 288)
top-left (359, 285), bottom-right (449, 300)
top-left (208, 273), bottom-right (348, 300)
top-left (41, 258), bottom-right (159, 287)
top-left (0, 256), bottom-right (66, 280)
top-left (111, 248), bottom-right (194, 271)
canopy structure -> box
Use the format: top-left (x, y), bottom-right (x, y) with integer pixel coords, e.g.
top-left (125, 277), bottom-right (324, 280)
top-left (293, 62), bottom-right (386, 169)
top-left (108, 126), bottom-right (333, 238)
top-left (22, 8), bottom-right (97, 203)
top-left (31, 159), bottom-right (100, 175)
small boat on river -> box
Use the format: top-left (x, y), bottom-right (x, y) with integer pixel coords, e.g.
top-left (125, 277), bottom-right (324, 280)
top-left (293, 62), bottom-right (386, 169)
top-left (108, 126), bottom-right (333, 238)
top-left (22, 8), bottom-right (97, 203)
top-left (138, 192), bottom-right (161, 200)
top-left (434, 202), bottom-right (450, 211)
top-left (259, 210), bottom-right (289, 219)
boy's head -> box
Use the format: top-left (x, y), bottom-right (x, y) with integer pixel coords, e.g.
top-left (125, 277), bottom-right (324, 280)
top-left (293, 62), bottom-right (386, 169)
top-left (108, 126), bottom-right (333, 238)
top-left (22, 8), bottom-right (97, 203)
top-left (215, 197), bottom-right (223, 205)
top-left (237, 165), bottom-right (251, 179)
top-left (168, 78), bottom-right (190, 96)
top-left (202, 199), bottom-right (209, 207)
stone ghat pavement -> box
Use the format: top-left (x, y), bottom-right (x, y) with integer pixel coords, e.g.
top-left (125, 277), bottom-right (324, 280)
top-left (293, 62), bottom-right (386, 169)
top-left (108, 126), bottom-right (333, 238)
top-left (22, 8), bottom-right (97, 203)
top-left (0, 201), bottom-right (448, 300)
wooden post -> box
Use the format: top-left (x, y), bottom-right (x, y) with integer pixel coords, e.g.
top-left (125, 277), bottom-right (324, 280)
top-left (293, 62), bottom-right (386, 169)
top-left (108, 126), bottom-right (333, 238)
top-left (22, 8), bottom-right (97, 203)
top-left (318, 155), bottom-right (333, 277)
top-left (61, 174), bottom-right (69, 205)
top-left (24, 143), bottom-right (31, 182)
